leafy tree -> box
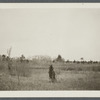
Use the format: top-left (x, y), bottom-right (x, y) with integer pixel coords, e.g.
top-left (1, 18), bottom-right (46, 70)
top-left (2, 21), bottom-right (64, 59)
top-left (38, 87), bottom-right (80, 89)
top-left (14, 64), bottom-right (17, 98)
top-left (56, 55), bottom-right (65, 62)
top-left (20, 54), bottom-right (25, 62)
top-left (2, 54), bottom-right (6, 61)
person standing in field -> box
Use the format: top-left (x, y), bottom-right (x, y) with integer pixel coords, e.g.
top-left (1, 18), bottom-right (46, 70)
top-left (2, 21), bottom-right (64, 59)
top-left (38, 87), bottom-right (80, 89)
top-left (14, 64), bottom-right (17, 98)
top-left (49, 65), bottom-right (56, 82)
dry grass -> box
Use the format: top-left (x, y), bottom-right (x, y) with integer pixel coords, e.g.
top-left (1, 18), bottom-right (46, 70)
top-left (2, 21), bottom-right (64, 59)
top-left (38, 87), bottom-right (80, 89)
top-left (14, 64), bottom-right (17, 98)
top-left (0, 60), bottom-right (100, 90)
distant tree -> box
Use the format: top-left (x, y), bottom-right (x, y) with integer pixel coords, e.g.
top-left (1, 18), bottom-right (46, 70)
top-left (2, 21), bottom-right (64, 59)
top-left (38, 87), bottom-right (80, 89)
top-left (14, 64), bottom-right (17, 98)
top-left (2, 54), bottom-right (6, 61)
top-left (80, 57), bottom-right (84, 64)
top-left (57, 55), bottom-right (62, 61)
top-left (80, 57), bottom-right (84, 61)
top-left (6, 56), bottom-right (10, 61)
top-left (73, 60), bottom-right (76, 63)
top-left (90, 60), bottom-right (93, 64)
top-left (66, 60), bottom-right (69, 63)
top-left (26, 59), bottom-right (29, 63)
top-left (20, 54), bottom-right (25, 62)
top-left (53, 60), bottom-right (55, 63)
top-left (2, 54), bottom-right (6, 58)
top-left (56, 55), bottom-right (65, 62)
top-left (76, 61), bottom-right (80, 64)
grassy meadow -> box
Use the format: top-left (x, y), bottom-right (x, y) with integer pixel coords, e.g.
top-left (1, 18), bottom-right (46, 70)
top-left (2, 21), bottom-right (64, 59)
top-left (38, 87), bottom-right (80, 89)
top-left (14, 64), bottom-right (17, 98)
top-left (0, 57), bottom-right (100, 90)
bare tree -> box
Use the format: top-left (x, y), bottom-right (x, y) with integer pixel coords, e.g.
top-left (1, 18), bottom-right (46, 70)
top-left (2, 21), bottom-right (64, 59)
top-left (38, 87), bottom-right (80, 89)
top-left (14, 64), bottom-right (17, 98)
top-left (7, 47), bottom-right (12, 58)
top-left (7, 47), bottom-right (12, 70)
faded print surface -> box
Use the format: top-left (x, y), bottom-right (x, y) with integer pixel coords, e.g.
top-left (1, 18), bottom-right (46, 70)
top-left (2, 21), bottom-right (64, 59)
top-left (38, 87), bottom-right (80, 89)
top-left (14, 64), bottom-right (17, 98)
top-left (0, 7), bottom-right (100, 90)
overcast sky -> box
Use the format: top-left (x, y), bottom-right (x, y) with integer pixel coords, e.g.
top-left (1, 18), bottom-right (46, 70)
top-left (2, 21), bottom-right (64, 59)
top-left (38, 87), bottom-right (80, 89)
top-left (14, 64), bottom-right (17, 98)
top-left (0, 8), bottom-right (100, 61)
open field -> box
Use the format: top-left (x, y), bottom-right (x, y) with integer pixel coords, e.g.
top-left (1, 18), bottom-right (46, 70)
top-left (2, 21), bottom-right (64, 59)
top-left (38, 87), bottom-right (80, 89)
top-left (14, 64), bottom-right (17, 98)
top-left (0, 5), bottom-right (100, 91)
top-left (0, 60), bottom-right (100, 90)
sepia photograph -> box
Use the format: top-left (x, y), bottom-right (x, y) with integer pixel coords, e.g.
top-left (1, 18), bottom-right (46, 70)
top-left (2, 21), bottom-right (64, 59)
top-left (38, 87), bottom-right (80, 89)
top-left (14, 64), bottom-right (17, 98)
top-left (0, 3), bottom-right (100, 92)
